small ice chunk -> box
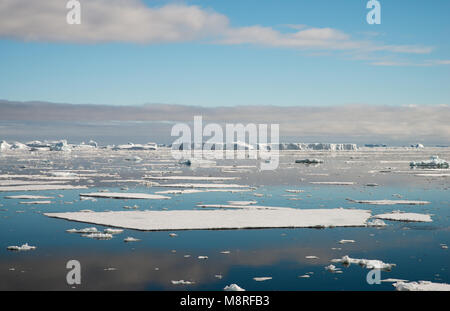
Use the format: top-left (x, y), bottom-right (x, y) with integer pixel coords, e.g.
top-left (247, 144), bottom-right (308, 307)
top-left (198, 256), bottom-right (208, 260)
top-left (325, 264), bottom-right (342, 273)
top-left (331, 255), bottom-right (396, 271)
top-left (124, 237), bottom-right (140, 242)
top-left (367, 219), bottom-right (387, 227)
top-left (104, 228), bottom-right (124, 234)
top-left (224, 284), bottom-right (245, 291)
top-left (66, 227), bottom-right (98, 233)
top-left (7, 243), bottom-right (36, 251)
top-left (348, 199), bottom-right (430, 205)
top-left (171, 280), bottom-right (195, 285)
top-left (169, 233), bottom-right (178, 237)
top-left (305, 256), bottom-right (319, 259)
top-left (339, 239), bottom-right (355, 244)
top-left (81, 233), bottom-right (113, 240)
top-left (253, 277), bottom-right (272, 282)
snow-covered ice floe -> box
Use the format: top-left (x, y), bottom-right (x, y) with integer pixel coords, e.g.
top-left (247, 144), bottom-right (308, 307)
top-left (66, 227), bottom-right (98, 233)
top-left (7, 243), bottom-right (37, 251)
top-left (155, 183), bottom-right (250, 189)
top-left (4, 195), bottom-right (54, 199)
top-left (410, 156), bottom-right (449, 169)
top-left (19, 201), bottom-right (52, 205)
top-left (393, 280), bottom-right (450, 291)
top-left (373, 212), bottom-right (432, 222)
top-left (331, 255), bottom-right (395, 271)
top-left (253, 277), bottom-right (272, 282)
top-left (44, 208), bottom-right (372, 231)
top-left (310, 182), bottom-right (355, 185)
top-left (0, 185), bottom-right (88, 192)
top-left (347, 199), bottom-right (430, 205)
top-left (295, 159), bottom-right (323, 164)
top-left (124, 237), bottom-right (140, 242)
top-left (171, 280), bottom-right (195, 285)
top-left (224, 284), bottom-right (245, 291)
top-left (144, 176), bottom-right (239, 181)
top-left (81, 233), bottom-right (113, 240)
top-left (79, 192), bottom-right (171, 200)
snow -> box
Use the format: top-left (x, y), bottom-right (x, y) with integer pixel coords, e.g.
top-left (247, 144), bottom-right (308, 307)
top-left (373, 212), bottom-right (432, 222)
top-left (331, 255), bottom-right (396, 271)
top-left (224, 284), bottom-right (245, 291)
top-left (348, 199), bottom-right (430, 205)
top-left (393, 281), bottom-right (450, 291)
top-left (7, 243), bottom-right (36, 251)
top-left (44, 208), bottom-right (372, 231)
top-left (79, 192), bottom-right (171, 200)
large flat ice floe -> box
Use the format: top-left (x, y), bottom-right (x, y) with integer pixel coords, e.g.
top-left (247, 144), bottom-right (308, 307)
top-left (373, 212), bottom-right (432, 222)
top-left (347, 199), bottom-right (430, 205)
top-left (79, 192), bottom-right (171, 200)
top-left (393, 281), bottom-right (450, 291)
top-left (44, 208), bottom-right (372, 231)
top-left (0, 185), bottom-right (88, 192)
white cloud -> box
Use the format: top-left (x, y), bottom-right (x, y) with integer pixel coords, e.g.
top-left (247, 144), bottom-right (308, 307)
top-left (0, 0), bottom-right (433, 57)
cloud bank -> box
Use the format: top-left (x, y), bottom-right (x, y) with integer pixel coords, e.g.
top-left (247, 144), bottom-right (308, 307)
top-left (1, 100), bottom-right (449, 145)
top-left (0, 0), bottom-right (432, 57)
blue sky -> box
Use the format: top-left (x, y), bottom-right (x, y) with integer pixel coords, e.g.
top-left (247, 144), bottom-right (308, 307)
top-left (0, 0), bottom-right (449, 107)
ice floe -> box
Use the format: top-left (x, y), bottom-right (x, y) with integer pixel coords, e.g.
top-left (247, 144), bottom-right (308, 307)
top-left (253, 277), bottom-right (272, 282)
top-left (310, 182), bottom-right (355, 185)
top-left (124, 237), bottom-right (140, 242)
top-left (44, 208), bottom-right (372, 231)
top-left (373, 212), bottom-right (432, 222)
top-left (104, 228), bottom-right (124, 234)
top-left (81, 233), bottom-right (113, 240)
top-left (224, 284), bottom-right (245, 291)
top-left (331, 255), bottom-right (396, 271)
top-left (4, 195), bottom-right (54, 199)
top-left (0, 185), bottom-right (87, 192)
top-left (347, 199), bottom-right (430, 205)
top-left (79, 192), bottom-right (171, 200)
top-left (295, 159), bottom-right (323, 164)
top-left (410, 156), bottom-right (449, 168)
top-left (7, 243), bottom-right (37, 251)
top-left (171, 280), bottom-right (195, 285)
top-left (393, 280), bottom-right (450, 291)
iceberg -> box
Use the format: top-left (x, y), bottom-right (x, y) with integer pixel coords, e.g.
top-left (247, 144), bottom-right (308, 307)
top-left (410, 156), bottom-right (449, 168)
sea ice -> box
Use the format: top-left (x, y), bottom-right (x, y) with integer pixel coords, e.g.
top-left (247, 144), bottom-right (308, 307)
top-left (347, 199), bottom-right (430, 205)
top-left (393, 280), bottom-right (450, 291)
top-left (224, 284), bottom-right (245, 291)
top-left (7, 243), bottom-right (36, 251)
top-left (79, 192), bottom-right (171, 200)
top-left (331, 255), bottom-right (396, 271)
top-left (44, 208), bottom-right (372, 231)
top-left (373, 212), bottom-right (432, 222)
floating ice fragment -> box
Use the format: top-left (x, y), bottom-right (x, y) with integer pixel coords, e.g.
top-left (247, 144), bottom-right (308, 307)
top-left (66, 227), bottom-right (98, 233)
top-left (7, 243), bottom-right (36, 251)
top-left (44, 208), bottom-right (372, 231)
top-left (347, 199), bottom-right (430, 205)
top-left (331, 255), bottom-right (396, 271)
top-left (393, 280), bottom-right (450, 291)
top-left (198, 256), bottom-right (208, 260)
top-left (305, 256), bottom-right (319, 259)
top-left (124, 237), bottom-right (140, 242)
top-left (325, 265), bottom-right (342, 273)
top-left (80, 192), bottom-right (171, 200)
top-left (81, 233), bottom-right (113, 240)
top-left (104, 228), bottom-right (124, 234)
top-left (253, 277), bottom-right (272, 282)
top-left (373, 212), bottom-right (432, 222)
top-left (338, 240), bottom-right (355, 244)
top-left (366, 219), bottom-right (387, 227)
top-left (224, 284), bottom-right (245, 291)
top-left (410, 156), bottom-right (449, 168)
top-left (171, 280), bottom-right (195, 285)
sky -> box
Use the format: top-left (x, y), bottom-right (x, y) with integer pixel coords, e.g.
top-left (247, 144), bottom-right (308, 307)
top-left (0, 0), bottom-right (449, 107)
